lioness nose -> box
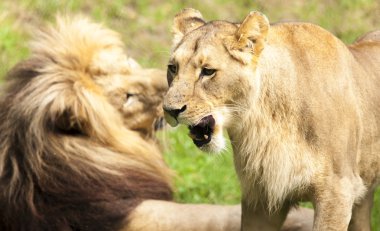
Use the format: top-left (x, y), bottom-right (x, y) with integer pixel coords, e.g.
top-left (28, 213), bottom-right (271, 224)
top-left (163, 105), bottom-right (187, 119)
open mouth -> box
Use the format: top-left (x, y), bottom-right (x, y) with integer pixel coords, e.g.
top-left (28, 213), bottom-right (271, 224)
top-left (188, 115), bottom-right (215, 147)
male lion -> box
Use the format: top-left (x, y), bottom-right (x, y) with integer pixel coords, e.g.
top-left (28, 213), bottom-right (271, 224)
top-left (163, 8), bottom-right (380, 230)
top-left (0, 16), bottom-right (244, 231)
top-left (0, 16), bottom-right (170, 231)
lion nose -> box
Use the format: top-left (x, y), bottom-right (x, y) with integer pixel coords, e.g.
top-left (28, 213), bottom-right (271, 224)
top-left (163, 105), bottom-right (187, 119)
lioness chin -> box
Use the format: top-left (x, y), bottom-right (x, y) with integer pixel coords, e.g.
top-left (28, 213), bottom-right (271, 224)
top-left (164, 8), bottom-right (380, 231)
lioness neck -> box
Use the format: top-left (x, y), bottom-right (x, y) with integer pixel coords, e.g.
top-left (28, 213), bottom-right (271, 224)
top-left (227, 63), bottom-right (316, 210)
top-left (227, 24), bottom-right (319, 210)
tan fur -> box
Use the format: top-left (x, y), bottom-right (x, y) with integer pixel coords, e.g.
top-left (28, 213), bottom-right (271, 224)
top-left (125, 201), bottom-right (313, 231)
top-left (164, 8), bottom-right (380, 230)
top-left (124, 200), bottom-right (241, 231)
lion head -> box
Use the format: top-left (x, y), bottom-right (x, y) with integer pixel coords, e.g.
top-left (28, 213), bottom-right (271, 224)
top-left (163, 9), bottom-right (269, 153)
top-left (0, 16), bottom-right (172, 231)
top-left (105, 66), bottom-right (168, 139)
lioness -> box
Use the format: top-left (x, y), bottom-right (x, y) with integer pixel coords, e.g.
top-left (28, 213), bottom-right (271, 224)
top-left (163, 8), bottom-right (380, 230)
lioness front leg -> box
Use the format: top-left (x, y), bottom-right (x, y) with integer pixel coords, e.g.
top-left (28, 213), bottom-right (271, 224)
top-left (313, 187), bottom-right (355, 230)
top-left (242, 199), bottom-right (290, 231)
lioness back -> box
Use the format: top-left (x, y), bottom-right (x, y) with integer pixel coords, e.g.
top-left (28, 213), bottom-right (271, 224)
top-left (348, 32), bottom-right (380, 187)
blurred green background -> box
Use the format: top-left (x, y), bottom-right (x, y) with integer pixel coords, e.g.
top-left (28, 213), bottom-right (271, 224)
top-left (1, 0), bottom-right (379, 229)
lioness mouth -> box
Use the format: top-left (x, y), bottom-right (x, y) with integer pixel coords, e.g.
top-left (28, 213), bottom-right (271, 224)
top-left (189, 115), bottom-right (215, 147)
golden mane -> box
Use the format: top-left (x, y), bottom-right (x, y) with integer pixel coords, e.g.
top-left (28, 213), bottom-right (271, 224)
top-left (0, 16), bottom-right (172, 231)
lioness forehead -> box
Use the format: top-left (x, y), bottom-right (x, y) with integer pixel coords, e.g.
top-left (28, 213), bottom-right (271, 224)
top-left (171, 21), bottom-right (237, 63)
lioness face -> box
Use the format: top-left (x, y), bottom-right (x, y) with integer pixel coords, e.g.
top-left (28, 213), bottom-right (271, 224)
top-left (163, 9), bottom-right (269, 152)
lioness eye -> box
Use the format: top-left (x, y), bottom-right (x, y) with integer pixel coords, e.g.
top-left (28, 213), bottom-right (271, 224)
top-left (200, 67), bottom-right (216, 77)
top-left (167, 64), bottom-right (177, 75)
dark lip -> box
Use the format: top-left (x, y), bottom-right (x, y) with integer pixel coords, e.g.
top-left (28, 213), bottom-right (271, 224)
top-left (154, 117), bottom-right (165, 131)
top-left (188, 115), bottom-right (215, 147)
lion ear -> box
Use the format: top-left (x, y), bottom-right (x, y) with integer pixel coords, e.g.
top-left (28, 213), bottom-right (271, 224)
top-left (227, 11), bottom-right (270, 65)
top-left (172, 8), bottom-right (205, 47)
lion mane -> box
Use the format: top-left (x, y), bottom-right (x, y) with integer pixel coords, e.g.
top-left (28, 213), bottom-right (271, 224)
top-left (0, 16), bottom-right (172, 231)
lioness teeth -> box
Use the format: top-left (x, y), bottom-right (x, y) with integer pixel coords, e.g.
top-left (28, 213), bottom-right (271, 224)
top-left (204, 134), bottom-right (209, 139)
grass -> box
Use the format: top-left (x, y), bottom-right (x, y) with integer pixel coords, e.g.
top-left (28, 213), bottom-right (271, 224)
top-left (0, 0), bottom-right (379, 228)
top-left (161, 127), bottom-right (240, 204)
top-left (0, 6), bottom-right (29, 79)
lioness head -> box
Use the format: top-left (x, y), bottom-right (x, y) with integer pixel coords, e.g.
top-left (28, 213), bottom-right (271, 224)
top-left (163, 8), bottom-right (269, 152)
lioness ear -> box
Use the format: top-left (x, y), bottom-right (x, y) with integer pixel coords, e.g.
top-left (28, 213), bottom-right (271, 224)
top-left (172, 8), bottom-right (205, 47)
top-left (228, 11), bottom-right (270, 65)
